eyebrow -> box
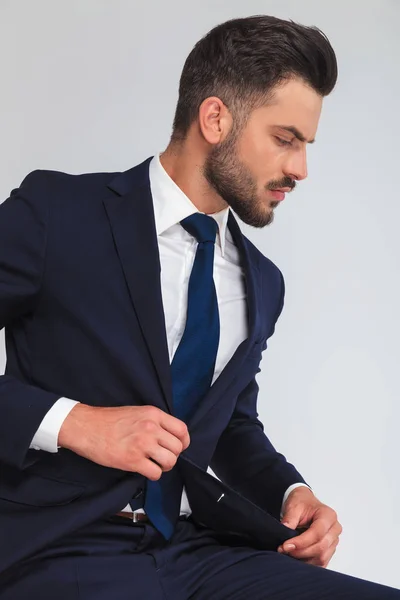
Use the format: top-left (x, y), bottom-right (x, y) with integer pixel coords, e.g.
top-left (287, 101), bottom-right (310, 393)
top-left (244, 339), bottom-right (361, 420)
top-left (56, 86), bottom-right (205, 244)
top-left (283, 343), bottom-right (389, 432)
top-left (276, 125), bottom-right (316, 144)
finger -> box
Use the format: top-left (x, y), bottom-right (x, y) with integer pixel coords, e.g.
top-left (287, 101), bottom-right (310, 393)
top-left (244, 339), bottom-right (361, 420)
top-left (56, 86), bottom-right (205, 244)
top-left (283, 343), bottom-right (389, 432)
top-left (148, 445), bottom-right (178, 472)
top-left (323, 538), bottom-right (340, 567)
top-left (181, 429), bottom-right (190, 451)
top-left (305, 536), bottom-right (340, 568)
top-left (282, 518), bottom-right (326, 553)
top-left (287, 522), bottom-right (341, 560)
top-left (137, 458), bottom-right (163, 481)
top-left (157, 429), bottom-right (184, 457)
top-left (160, 413), bottom-right (190, 449)
top-left (284, 508), bottom-right (339, 554)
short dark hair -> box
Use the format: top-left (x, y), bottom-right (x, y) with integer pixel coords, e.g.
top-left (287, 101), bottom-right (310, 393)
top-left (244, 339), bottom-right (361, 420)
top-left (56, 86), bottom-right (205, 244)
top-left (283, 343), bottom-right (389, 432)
top-left (171, 15), bottom-right (338, 143)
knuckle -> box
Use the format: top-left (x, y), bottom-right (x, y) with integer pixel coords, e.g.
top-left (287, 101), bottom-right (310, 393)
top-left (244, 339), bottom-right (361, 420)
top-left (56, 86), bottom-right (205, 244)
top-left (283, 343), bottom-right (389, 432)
top-left (136, 440), bottom-right (150, 457)
top-left (145, 406), bottom-right (159, 419)
top-left (142, 419), bottom-right (157, 433)
top-left (177, 420), bottom-right (188, 436)
top-left (164, 455), bottom-right (177, 471)
top-left (330, 508), bottom-right (338, 521)
top-left (127, 456), bottom-right (140, 472)
top-left (148, 466), bottom-right (162, 481)
top-left (321, 538), bottom-right (331, 552)
top-left (321, 551), bottom-right (331, 565)
top-left (122, 446), bottom-right (138, 464)
top-left (175, 439), bottom-right (183, 455)
top-left (316, 555), bottom-right (325, 567)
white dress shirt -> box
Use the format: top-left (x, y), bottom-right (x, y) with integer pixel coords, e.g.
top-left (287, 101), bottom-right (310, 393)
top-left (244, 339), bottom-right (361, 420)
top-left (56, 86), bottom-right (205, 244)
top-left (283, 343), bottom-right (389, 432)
top-left (30, 154), bottom-right (309, 517)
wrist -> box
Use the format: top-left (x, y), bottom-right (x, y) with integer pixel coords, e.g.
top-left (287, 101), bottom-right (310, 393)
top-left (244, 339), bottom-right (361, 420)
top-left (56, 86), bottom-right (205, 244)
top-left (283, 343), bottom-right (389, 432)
top-left (58, 403), bottom-right (95, 452)
top-left (292, 486), bottom-right (313, 495)
top-left (287, 485), bottom-right (314, 502)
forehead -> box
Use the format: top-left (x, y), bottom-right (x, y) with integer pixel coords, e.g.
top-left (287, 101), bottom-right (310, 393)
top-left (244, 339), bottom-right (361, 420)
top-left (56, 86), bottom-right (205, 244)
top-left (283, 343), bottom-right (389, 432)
top-left (253, 78), bottom-right (323, 140)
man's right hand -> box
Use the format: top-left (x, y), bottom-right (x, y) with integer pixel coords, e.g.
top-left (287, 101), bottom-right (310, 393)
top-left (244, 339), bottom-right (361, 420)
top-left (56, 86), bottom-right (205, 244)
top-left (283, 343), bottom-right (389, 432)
top-left (58, 404), bottom-right (190, 481)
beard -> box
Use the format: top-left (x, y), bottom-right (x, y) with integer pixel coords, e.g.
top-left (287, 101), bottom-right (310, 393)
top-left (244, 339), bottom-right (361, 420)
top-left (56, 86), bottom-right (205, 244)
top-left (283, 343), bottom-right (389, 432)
top-left (203, 131), bottom-right (278, 228)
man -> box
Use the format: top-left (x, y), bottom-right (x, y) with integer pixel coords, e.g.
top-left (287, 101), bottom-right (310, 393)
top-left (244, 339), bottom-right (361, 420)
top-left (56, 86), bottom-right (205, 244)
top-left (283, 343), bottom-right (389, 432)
top-left (0, 14), bottom-right (398, 599)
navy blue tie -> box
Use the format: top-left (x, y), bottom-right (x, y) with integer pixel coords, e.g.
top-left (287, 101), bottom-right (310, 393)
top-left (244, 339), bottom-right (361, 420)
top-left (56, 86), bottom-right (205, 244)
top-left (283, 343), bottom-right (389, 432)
top-left (144, 213), bottom-right (220, 539)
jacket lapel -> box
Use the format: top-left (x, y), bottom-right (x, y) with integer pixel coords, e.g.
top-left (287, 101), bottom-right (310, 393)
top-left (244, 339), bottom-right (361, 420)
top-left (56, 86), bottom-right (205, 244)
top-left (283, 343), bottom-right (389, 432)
top-left (227, 210), bottom-right (262, 347)
top-left (103, 157), bottom-right (173, 413)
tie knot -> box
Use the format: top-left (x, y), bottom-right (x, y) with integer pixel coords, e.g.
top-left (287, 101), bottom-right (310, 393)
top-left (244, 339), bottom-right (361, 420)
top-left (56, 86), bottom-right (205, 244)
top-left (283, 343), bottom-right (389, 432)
top-left (180, 213), bottom-right (218, 244)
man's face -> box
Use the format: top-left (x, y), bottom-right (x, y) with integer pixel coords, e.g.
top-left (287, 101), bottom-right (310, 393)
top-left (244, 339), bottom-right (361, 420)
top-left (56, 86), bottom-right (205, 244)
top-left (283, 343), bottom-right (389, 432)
top-left (203, 78), bottom-right (323, 227)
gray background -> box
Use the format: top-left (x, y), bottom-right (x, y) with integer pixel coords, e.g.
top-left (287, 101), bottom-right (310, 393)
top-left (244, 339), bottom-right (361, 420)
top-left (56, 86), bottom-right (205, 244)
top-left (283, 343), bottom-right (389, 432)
top-left (1, 0), bottom-right (399, 588)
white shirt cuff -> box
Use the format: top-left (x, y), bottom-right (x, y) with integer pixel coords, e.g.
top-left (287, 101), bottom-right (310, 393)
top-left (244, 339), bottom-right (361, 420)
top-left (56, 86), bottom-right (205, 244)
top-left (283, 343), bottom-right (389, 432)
top-left (29, 398), bottom-right (80, 453)
top-left (280, 483), bottom-right (312, 519)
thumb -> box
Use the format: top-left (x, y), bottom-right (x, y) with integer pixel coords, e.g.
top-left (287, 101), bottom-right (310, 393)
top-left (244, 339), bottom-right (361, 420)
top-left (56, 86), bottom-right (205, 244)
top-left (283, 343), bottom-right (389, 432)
top-left (281, 508), bottom-right (301, 530)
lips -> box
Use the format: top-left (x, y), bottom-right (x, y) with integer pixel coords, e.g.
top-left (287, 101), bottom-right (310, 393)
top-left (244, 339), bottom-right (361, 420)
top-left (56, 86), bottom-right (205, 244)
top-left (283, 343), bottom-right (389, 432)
top-left (270, 190), bottom-right (286, 201)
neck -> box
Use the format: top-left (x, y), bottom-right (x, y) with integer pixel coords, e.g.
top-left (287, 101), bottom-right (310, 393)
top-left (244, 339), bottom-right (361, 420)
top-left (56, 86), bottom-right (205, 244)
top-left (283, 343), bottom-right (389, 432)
top-left (159, 143), bottom-right (228, 215)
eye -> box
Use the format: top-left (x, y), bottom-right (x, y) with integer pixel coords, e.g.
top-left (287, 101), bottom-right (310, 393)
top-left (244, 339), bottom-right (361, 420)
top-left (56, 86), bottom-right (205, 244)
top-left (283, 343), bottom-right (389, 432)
top-left (275, 137), bottom-right (293, 147)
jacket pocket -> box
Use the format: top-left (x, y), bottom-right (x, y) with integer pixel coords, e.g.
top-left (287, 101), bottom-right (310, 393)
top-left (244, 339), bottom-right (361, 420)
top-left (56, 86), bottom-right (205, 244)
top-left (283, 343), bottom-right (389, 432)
top-left (0, 470), bottom-right (85, 506)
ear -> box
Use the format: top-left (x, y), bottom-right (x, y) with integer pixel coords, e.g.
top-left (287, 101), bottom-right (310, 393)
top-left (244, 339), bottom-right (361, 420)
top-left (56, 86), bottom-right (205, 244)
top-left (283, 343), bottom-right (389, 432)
top-left (198, 96), bottom-right (232, 145)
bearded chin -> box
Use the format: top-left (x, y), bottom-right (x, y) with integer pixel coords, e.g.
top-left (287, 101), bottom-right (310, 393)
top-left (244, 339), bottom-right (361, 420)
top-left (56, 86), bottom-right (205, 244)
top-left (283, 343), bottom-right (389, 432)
top-left (203, 146), bottom-right (274, 228)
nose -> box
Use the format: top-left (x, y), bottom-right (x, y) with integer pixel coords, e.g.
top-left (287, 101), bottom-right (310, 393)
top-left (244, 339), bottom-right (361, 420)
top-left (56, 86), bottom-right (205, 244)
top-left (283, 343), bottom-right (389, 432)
top-left (284, 146), bottom-right (308, 182)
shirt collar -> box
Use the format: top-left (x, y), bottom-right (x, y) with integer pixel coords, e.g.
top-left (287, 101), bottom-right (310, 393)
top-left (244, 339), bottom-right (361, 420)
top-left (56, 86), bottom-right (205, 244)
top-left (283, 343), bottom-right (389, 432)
top-left (149, 153), bottom-right (230, 257)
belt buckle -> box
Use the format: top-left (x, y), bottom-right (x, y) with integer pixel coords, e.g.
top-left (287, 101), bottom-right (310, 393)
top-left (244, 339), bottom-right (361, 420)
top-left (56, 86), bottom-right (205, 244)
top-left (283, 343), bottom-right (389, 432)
top-left (132, 512), bottom-right (142, 523)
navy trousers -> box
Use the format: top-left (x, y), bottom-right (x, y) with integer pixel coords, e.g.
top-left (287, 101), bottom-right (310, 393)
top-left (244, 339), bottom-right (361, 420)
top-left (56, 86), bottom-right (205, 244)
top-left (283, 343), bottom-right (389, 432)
top-left (0, 515), bottom-right (399, 599)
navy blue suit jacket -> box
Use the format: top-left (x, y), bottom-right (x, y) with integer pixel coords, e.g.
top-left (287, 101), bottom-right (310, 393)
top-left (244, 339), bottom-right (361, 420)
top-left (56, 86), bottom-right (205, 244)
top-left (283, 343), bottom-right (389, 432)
top-left (0, 157), bottom-right (308, 574)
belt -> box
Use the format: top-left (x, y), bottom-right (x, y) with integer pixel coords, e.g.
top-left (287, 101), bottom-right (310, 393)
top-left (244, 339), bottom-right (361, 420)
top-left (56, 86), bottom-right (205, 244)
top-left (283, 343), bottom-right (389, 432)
top-left (115, 511), bottom-right (149, 523)
top-left (114, 511), bottom-right (189, 524)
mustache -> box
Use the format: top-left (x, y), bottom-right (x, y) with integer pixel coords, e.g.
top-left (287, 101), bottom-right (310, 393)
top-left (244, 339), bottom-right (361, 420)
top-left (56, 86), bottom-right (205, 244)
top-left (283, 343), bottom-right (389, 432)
top-left (268, 179), bottom-right (296, 191)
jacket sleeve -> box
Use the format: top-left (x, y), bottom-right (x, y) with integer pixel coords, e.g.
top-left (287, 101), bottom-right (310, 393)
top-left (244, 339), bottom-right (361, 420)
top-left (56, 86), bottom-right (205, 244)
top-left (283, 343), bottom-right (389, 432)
top-left (210, 375), bottom-right (309, 520)
top-left (210, 270), bottom-right (309, 520)
top-left (0, 172), bottom-right (61, 470)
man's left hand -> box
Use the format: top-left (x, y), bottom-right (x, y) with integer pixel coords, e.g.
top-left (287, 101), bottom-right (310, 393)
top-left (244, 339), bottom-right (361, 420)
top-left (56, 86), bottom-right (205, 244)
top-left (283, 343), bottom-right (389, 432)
top-left (277, 487), bottom-right (342, 568)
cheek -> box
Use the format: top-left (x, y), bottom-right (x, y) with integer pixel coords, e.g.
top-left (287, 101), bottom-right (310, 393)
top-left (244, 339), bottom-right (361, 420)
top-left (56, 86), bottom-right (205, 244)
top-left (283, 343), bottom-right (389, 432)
top-left (240, 130), bottom-right (280, 175)
top-left (238, 135), bottom-right (272, 178)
